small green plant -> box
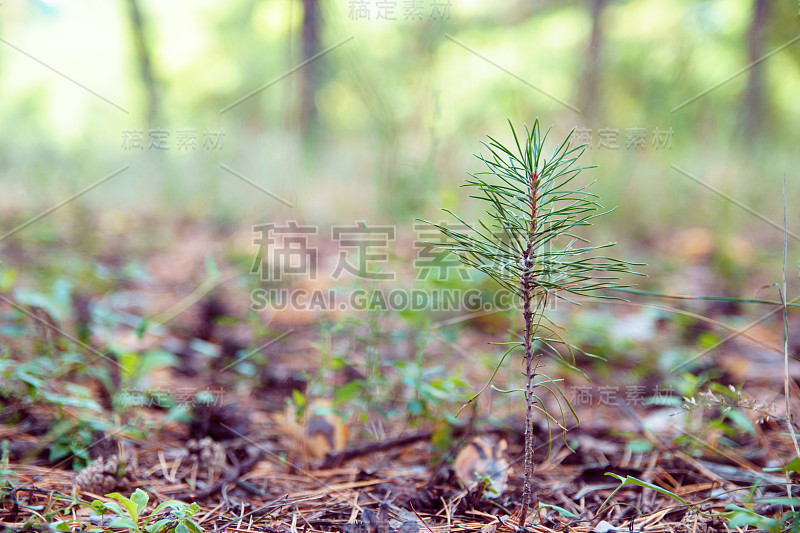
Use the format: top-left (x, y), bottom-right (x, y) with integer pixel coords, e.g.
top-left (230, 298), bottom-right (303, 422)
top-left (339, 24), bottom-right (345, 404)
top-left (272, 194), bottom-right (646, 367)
top-left (48, 418), bottom-right (108, 470)
top-left (601, 471), bottom-right (800, 532)
top-left (725, 456), bottom-right (800, 532)
top-left (89, 488), bottom-right (202, 533)
top-left (0, 441), bottom-right (18, 500)
top-left (393, 359), bottom-right (469, 423)
top-left (307, 311), bottom-right (396, 424)
top-left (725, 502), bottom-right (800, 533)
top-left (598, 473), bottom-right (691, 515)
top-left (423, 120), bottom-right (640, 522)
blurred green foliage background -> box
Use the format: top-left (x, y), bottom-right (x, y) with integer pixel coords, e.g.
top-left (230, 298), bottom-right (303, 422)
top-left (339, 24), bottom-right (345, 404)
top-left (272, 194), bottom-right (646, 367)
top-left (0, 0), bottom-right (797, 275)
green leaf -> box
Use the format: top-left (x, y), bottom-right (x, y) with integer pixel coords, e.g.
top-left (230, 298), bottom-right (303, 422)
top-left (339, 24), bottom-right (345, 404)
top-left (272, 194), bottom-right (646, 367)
top-left (0, 268), bottom-right (17, 291)
top-left (91, 499), bottom-right (120, 516)
top-left (13, 282), bottom-right (72, 323)
top-left (138, 350), bottom-right (178, 378)
top-left (145, 519), bottom-right (172, 533)
top-left (130, 488), bottom-right (149, 517)
top-left (723, 408), bottom-right (756, 436)
top-left (644, 395), bottom-right (682, 407)
top-left (789, 512), bottom-right (800, 533)
top-left (599, 473), bottom-right (689, 514)
top-left (765, 456), bottom-right (800, 473)
top-left (334, 380), bottom-right (362, 404)
top-left (725, 505), bottom-right (781, 532)
top-left (105, 492), bottom-right (140, 524)
top-left (49, 441), bottom-right (72, 462)
top-left (108, 517), bottom-right (140, 532)
top-left (612, 474), bottom-right (687, 503)
top-left (116, 352), bottom-right (141, 382)
top-left (407, 399), bottom-right (423, 415)
top-left (536, 502), bottom-right (576, 518)
top-left (183, 518), bottom-right (203, 533)
top-left (204, 255), bottom-right (221, 279)
top-left (625, 439), bottom-right (655, 454)
top-left (152, 501), bottom-right (191, 514)
top-left (291, 389), bottom-right (306, 408)
top-left (103, 502), bottom-right (126, 517)
top-left (759, 497), bottom-right (800, 506)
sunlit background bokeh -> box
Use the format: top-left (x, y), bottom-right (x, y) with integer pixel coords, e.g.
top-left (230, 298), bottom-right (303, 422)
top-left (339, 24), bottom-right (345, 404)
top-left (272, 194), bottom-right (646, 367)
top-left (0, 0), bottom-right (798, 279)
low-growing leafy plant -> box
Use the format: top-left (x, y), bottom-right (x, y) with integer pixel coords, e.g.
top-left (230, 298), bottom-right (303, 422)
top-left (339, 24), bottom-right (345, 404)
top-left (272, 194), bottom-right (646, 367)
top-left (423, 120), bottom-right (640, 522)
top-left (598, 473), bottom-right (692, 515)
top-left (47, 418), bottom-right (109, 470)
top-left (600, 459), bottom-right (800, 531)
top-left (89, 488), bottom-right (202, 533)
top-left (393, 359), bottom-right (469, 422)
top-left (725, 502), bottom-right (799, 533)
top-left (0, 441), bottom-right (18, 500)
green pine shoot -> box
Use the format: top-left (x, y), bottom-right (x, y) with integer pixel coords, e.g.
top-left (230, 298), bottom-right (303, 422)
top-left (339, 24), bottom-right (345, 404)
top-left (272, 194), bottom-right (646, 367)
top-left (423, 119), bottom-right (641, 525)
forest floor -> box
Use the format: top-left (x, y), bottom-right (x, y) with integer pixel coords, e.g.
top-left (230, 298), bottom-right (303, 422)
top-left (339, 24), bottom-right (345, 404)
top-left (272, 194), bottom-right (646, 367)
top-left (1, 216), bottom-right (799, 533)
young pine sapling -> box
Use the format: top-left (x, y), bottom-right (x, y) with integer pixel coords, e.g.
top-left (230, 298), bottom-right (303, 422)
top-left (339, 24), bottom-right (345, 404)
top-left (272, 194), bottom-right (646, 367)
top-left (423, 120), bottom-right (640, 525)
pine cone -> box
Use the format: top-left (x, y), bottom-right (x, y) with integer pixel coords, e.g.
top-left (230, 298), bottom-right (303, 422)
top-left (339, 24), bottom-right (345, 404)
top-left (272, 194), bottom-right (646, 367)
top-left (185, 437), bottom-right (226, 473)
top-left (74, 453), bottom-right (137, 495)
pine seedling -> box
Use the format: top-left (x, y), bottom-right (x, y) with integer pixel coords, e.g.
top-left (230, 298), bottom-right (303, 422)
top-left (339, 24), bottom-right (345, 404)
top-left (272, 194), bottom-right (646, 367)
top-left (422, 120), bottom-right (640, 526)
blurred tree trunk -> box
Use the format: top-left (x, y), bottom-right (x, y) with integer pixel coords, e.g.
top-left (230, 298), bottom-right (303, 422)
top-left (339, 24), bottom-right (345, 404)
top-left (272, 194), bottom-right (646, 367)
top-left (743, 0), bottom-right (769, 137)
top-left (299, 0), bottom-right (321, 139)
top-left (580, 0), bottom-right (605, 122)
top-left (124, 0), bottom-right (159, 127)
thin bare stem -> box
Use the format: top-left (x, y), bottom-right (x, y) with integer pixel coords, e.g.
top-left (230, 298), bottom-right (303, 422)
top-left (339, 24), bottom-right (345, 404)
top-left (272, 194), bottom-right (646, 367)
top-left (519, 169), bottom-right (542, 527)
top-left (782, 174), bottom-right (799, 457)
